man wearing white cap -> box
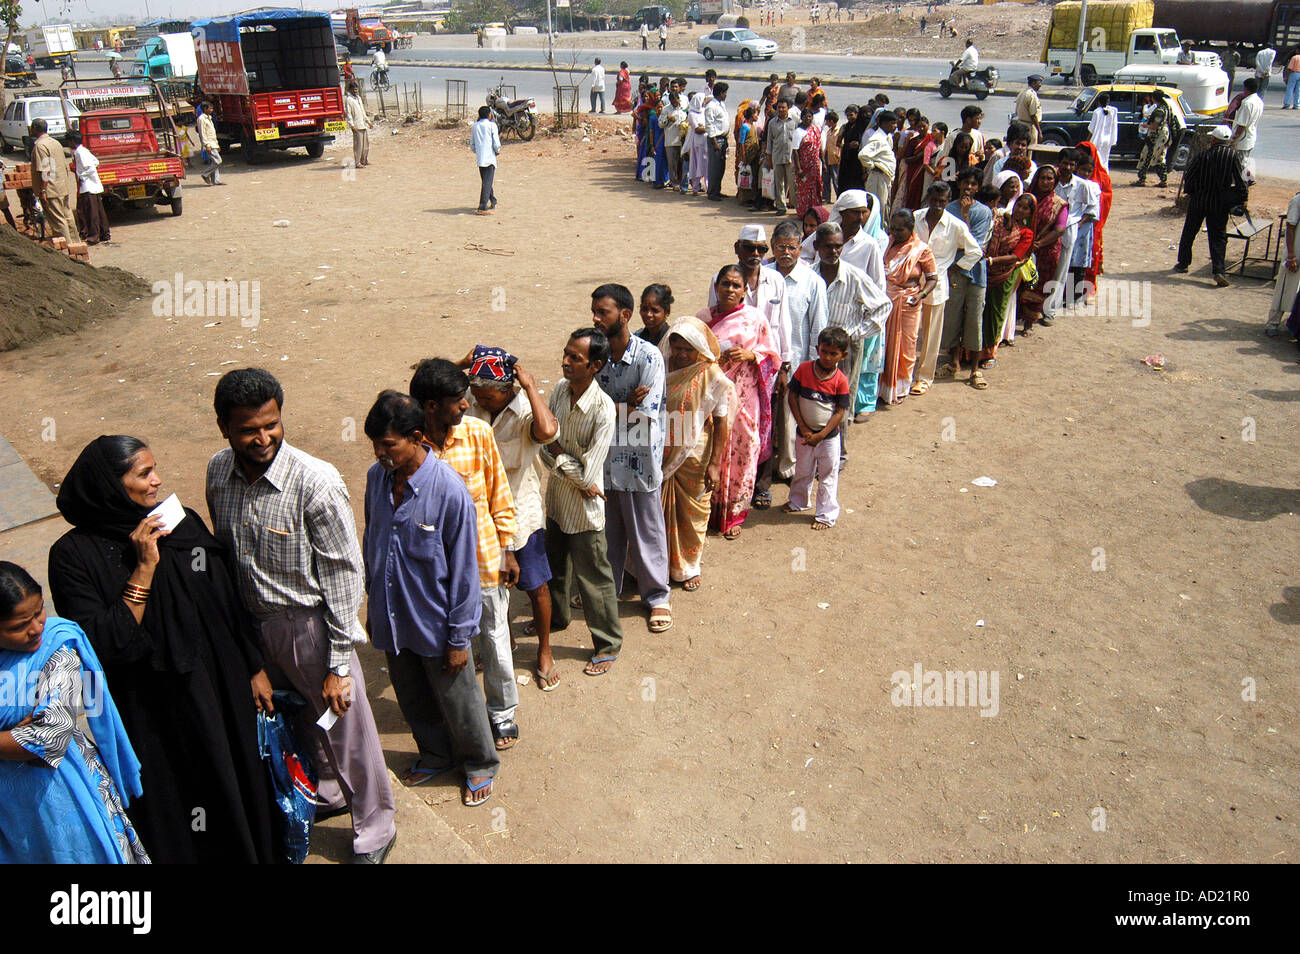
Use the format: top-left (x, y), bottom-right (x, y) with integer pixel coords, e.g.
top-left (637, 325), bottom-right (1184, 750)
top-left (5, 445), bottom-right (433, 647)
top-left (709, 224), bottom-right (794, 502)
top-left (1175, 126), bottom-right (1247, 286)
top-left (801, 190), bottom-right (885, 281)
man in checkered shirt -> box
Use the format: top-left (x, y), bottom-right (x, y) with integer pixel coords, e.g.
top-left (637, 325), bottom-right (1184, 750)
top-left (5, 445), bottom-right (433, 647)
top-left (206, 368), bottom-right (397, 864)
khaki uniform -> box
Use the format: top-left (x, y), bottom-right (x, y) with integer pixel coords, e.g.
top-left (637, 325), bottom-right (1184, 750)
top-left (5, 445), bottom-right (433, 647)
top-left (30, 133), bottom-right (77, 244)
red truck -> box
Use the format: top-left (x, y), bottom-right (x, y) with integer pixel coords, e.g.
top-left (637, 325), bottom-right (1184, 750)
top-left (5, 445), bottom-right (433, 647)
top-left (59, 79), bottom-right (186, 216)
top-left (191, 8), bottom-right (346, 163)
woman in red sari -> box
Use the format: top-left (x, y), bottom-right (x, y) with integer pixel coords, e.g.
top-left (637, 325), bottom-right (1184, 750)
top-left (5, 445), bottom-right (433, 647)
top-left (880, 210), bottom-right (938, 404)
top-left (613, 61), bottom-right (633, 113)
top-left (1077, 139), bottom-right (1113, 290)
top-left (978, 193), bottom-right (1038, 378)
top-left (898, 116), bottom-right (932, 211)
top-left (792, 107), bottom-right (823, 218)
top-left (1020, 165), bottom-right (1069, 334)
top-left (695, 265), bottom-right (781, 540)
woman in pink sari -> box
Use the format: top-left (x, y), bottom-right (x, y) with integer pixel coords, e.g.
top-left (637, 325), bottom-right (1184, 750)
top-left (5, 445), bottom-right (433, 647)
top-left (695, 265), bottom-right (781, 540)
top-left (880, 209), bottom-right (938, 404)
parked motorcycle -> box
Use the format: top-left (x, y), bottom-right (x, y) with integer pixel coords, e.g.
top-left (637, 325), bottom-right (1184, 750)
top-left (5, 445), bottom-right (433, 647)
top-left (939, 62), bottom-right (998, 101)
top-left (486, 81), bottom-right (537, 142)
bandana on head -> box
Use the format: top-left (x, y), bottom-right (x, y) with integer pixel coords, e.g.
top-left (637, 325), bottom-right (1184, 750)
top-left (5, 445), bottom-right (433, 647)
top-left (468, 345), bottom-right (517, 382)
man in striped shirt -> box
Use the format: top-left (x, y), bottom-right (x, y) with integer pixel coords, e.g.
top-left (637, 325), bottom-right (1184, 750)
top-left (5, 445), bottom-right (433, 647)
top-left (1175, 126), bottom-right (1248, 287)
top-left (540, 329), bottom-right (625, 677)
top-left (206, 368), bottom-right (396, 864)
top-left (410, 358), bottom-right (520, 752)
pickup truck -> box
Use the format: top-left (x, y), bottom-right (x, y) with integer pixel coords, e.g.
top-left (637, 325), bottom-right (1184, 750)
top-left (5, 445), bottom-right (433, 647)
top-left (1038, 82), bottom-right (1209, 170)
top-left (192, 8), bottom-right (346, 163)
top-left (1042, 2), bottom-right (1219, 85)
top-left (58, 80), bottom-right (186, 217)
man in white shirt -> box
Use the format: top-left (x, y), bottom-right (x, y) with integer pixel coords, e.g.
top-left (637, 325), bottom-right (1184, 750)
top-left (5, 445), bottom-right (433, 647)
top-left (1256, 46), bottom-right (1276, 94)
top-left (372, 46), bottom-right (388, 85)
top-left (1051, 148), bottom-right (1097, 313)
top-left (800, 189), bottom-right (887, 290)
top-left (1231, 77), bottom-right (1263, 178)
top-left (658, 23), bottom-right (668, 51)
top-left (686, 70), bottom-right (716, 194)
top-left (912, 182), bottom-right (982, 392)
top-left (640, 22), bottom-right (649, 50)
top-left (196, 100), bottom-right (224, 186)
top-left (858, 110), bottom-right (898, 216)
top-left (1087, 91), bottom-right (1119, 171)
top-left (470, 106), bottom-right (501, 214)
top-left (344, 80), bottom-right (370, 169)
top-left (956, 38), bottom-right (979, 80)
top-left (704, 81), bottom-right (731, 201)
top-left (589, 58), bottom-right (606, 113)
top-left (68, 130), bottom-right (110, 244)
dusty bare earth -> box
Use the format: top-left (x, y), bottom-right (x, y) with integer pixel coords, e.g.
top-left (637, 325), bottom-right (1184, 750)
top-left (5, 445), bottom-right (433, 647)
top-left (442, 4), bottom-right (1053, 62)
top-left (0, 112), bottom-right (1296, 863)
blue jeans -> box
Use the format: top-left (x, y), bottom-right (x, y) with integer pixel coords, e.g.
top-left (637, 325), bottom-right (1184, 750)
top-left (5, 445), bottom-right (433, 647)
top-left (1285, 72), bottom-right (1300, 108)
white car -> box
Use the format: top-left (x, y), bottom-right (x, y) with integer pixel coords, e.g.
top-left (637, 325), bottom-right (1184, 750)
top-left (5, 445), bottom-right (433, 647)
top-left (0, 95), bottom-right (80, 152)
top-left (697, 28), bottom-right (778, 62)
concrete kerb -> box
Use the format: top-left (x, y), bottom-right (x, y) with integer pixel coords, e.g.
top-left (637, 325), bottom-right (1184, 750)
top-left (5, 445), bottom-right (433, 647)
top-left (383, 58), bottom-right (1081, 102)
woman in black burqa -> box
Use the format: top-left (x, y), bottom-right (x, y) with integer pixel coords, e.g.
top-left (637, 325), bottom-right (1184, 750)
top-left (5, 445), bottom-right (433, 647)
top-left (48, 435), bottom-right (275, 863)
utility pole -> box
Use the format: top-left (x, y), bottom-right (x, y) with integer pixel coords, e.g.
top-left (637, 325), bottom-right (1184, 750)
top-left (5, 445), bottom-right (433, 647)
top-left (546, 0), bottom-right (553, 68)
top-left (1075, 0), bottom-right (1089, 85)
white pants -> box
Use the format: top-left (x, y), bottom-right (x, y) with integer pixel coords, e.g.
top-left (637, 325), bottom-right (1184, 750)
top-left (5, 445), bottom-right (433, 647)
top-left (1047, 222), bottom-right (1077, 317)
top-left (788, 432), bottom-right (841, 526)
top-left (474, 584), bottom-right (518, 727)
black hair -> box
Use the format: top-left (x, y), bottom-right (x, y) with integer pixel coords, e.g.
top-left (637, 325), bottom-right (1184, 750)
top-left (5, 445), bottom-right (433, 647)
top-left (773, 220), bottom-right (803, 242)
top-left (364, 390), bottom-right (425, 440)
top-left (712, 81), bottom-right (729, 97)
top-left (1058, 147), bottom-right (1080, 165)
top-left (1096, 92), bottom-right (1110, 107)
top-left (592, 283), bottom-right (634, 314)
top-left (875, 92), bottom-right (889, 105)
top-left (976, 185), bottom-right (1001, 204)
top-left (933, 121), bottom-right (949, 135)
top-left (569, 328), bottom-right (611, 368)
top-left (985, 137), bottom-right (1003, 153)
top-left (1244, 77), bottom-right (1258, 93)
top-left (714, 263), bottom-right (744, 286)
top-left (794, 91), bottom-right (809, 107)
top-left (620, 60), bottom-right (628, 69)
top-left (67, 130), bottom-right (82, 146)
top-left (594, 57), bottom-right (601, 64)
top-left (878, 110), bottom-right (898, 126)
top-left (960, 105), bottom-right (983, 123)
top-left (811, 92), bottom-right (826, 109)
top-left (478, 105), bottom-right (491, 119)
top-left (818, 325), bottom-right (850, 354)
top-left (409, 358), bottom-right (469, 406)
top-left (100, 435), bottom-right (148, 478)
top-left (705, 68), bottom-right (717, 80)
top-left (954, 167), bottom-right (982, 186)
top-left (926, 182), bottom-right (951, 200)
top-left (825, 109), bottom-right (839, 125)
top-left (641, 283), bottom-right (674, 313)
top-left (214, 368), bottom-right (284, 422)
top-left (29, 117), bottom-right (47, 135)
top-left (905, 107), bottom-right (921, 121)
top-left (890, 209), bottom-right (916, 231)
top-left (1006, 121), bottom-right (1031, 143)
top-left (0, 561), bottom-right (41, 620)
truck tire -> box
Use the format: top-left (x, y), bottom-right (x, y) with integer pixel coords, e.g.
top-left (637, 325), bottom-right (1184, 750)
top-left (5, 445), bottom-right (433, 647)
top-left (305, 141), bottom-right (324, 158)
top-left (1080, 64), bottom-right (1097, 86)
top-left (170, 197), bottom-right (183, 216)
top-left (242, 135), bottom-right (265, 165)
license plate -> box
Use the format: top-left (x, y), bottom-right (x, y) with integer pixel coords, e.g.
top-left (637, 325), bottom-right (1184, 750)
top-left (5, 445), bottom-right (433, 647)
top-left (323, 120), bottom-right (346, 133)
top-left (126, 184), bottom-right (147, 199)
top-left (254, 126), bottom-right (280, 141)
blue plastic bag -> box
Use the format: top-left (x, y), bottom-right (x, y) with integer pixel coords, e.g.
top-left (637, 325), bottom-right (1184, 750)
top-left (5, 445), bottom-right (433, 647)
top-left (257, 690), bottom-right (318, 865)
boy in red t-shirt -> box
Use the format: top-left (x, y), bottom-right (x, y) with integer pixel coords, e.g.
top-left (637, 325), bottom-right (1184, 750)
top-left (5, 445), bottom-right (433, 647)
top-left (783, 326), bottom-right (851, 529)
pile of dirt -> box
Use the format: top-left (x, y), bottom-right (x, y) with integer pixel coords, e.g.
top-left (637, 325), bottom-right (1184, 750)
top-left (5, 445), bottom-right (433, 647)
top-left (0, 228), bottom-right (150, 351)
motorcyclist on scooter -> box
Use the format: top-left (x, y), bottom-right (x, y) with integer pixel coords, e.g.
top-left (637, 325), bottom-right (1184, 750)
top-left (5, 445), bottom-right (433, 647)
top-left (954, 38), bottom-right (979, 86)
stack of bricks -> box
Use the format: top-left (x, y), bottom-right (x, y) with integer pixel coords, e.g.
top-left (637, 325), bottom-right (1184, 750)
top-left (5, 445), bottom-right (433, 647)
top-left (3, 162), bottom-right (90, 263)
top-left (2, 162), bottom-right (32, 191)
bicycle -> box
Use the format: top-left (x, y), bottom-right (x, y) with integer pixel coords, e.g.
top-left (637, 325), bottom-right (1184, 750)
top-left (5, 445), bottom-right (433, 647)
top-left (369, 67), bottom-right (391, 93)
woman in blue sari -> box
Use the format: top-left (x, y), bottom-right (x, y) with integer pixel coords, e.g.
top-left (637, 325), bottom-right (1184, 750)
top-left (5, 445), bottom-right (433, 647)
top-left (0, 561), bottom-right (148, 863)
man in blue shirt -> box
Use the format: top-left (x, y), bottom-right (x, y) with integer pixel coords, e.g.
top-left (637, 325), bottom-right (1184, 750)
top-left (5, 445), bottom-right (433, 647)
top-left (470, 105), bottom-right (501, 215)
top-left (589, 283), bottom-right (673, 634)
top-left (936, 168), bottom-right (994, 380)
top-left (361, 390), bottom-right (498, 806)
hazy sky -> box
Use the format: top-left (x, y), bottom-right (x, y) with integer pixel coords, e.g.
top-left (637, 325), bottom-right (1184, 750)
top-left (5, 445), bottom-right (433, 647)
top-left (22, 1), bottom-right (344, 27)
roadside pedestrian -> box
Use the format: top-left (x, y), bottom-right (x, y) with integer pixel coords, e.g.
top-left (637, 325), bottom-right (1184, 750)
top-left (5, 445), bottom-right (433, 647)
top-left (640, 21), bottom-right (649, 50)
top-left (196, 101), bottom-right (224, 186)
top-left (705, 82), bottom-right (731, 201)
top-left (344, 80), bottom-right (370, 168)
top-left (1015, 75), bottom-right (1044, 145)
top-left (1255, 45), bottom-right (1276, 94)
top-left (68, 131), bottom-right (110, 245)
top-left (1175, 126), bottom-right (1247, 287)
top-left (206, 368), bottom-right (398, 864)
top-left (471, 105), bottom-right (500, 215)
top-left (659, 22), bottom-right (668, 51)
top-left (589, 57), bottom-right (606, 113)
top-left (1266, 189), bottom-right (1300, 333)
top-left (361, 391), bottom-right (499, 805)
top-left (1284, 49), bottom-right (1300, 108)
top-left (1230, 77), bottom-right (1263, 181)
top-left (28, 118), bottom-right (77, 244)
top-left (410, 358), bottom-right (520, 752)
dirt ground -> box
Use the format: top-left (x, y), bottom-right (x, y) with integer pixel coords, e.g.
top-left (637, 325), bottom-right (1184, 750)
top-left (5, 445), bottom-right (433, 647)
top-left (0, 113), bottom-right (1296, 863)
top-left (444, 4), bottom-right (1052, 61)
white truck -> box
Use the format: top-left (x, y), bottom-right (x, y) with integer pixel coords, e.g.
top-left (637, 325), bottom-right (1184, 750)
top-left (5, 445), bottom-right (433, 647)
top-left (1042, 2), bottom-right (1220, 85)
top-left (687, 1), bottom-right (736, 25)
top-left (23, 25), bottom-right (76, 70)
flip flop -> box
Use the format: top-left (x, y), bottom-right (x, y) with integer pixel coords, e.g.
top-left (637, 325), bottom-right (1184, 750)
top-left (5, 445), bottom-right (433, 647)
top-left (584, 654), bottom-right (618, 676)
top-left (751, 490), bottom-right (773, 510)
top-left (403, 760), bottom-right (450, 786)
top-left (723, 525), bottom-right (742, 540)
top-left (462, 776), bottom-right (492, 807)
top-left (536, 664), bottom-right (560, 691)
top-left (910, 380), bottom-right (930, 395)
top-left (683, 576), bottom-right (701, 591)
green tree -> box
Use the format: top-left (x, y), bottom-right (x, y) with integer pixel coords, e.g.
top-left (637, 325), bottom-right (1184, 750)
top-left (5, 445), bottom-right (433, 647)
top-left (1, 1), bottom-right (21, 112)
